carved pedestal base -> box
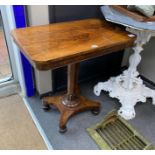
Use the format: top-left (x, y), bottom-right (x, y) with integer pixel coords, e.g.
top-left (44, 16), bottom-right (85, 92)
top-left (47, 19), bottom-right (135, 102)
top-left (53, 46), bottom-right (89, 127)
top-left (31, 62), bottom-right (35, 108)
top-left (42, 63), bottom-right (100, 133)
top-left (94, 27), bottom-right (155, 120)
top-left (42, 94), bottom-right (100, 132)
top-left (94, 77), bottom-right (155, 120)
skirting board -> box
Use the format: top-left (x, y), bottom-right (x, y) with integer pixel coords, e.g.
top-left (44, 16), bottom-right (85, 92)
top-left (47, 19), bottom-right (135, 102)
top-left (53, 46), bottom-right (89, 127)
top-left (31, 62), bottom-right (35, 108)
top-left (0, 83), bottom-right (21, 98)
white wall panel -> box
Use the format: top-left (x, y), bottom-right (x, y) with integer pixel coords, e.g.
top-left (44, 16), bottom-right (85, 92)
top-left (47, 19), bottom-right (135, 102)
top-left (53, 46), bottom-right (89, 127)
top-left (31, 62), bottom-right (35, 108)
top-left (27, 5), bottom-right (52, 95)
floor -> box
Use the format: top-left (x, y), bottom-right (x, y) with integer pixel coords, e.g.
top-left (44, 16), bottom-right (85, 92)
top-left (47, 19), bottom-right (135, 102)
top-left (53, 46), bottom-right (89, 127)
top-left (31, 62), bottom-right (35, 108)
top-left (0, 94), bottom-right (47, 149)
top-left (0, 28), bottom-right (11, 81)
top-left (26, 78), bottom-right (155, 150)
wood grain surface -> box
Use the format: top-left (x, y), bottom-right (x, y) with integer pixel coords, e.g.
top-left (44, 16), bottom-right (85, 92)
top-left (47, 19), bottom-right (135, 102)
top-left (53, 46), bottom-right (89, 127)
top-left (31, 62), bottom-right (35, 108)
top-left (11, 18), bottom-right (135, 70)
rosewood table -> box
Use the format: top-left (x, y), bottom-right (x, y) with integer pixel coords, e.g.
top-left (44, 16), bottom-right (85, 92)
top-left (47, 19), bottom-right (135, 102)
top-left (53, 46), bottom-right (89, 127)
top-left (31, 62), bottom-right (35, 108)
top-left (11, 18), bottom-right (134, 133)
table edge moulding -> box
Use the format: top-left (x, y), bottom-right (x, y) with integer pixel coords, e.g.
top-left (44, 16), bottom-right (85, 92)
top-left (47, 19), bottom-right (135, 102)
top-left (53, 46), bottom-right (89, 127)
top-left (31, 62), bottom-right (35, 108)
top-left (11, 18), bottom-right (135, 132)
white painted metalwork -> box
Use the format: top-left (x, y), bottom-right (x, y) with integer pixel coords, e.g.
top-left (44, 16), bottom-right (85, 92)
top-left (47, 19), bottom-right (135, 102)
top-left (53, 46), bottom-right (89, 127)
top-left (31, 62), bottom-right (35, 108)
top-left (94, 28), bottom-right (155, 120)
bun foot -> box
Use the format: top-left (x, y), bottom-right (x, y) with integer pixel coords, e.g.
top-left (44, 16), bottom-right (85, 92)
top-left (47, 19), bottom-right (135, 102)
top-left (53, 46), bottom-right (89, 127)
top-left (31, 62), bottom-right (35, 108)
top-left (59, 126), bottom-right (67, 133)
top-left (91, 108), bottom-right (100, 115)
top-left (42, 101), bottom-right (51, 111)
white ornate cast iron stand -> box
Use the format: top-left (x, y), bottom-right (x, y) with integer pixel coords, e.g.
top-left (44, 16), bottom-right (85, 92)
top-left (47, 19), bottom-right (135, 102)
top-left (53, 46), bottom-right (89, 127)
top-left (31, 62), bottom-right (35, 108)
top-left (94, 27), bottom-right (155, 120)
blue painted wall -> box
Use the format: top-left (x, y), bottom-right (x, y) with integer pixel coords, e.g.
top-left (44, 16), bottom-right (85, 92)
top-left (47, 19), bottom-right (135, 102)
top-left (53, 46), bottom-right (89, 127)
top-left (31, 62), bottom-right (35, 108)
top-left (13, 5), bottom-right (34, 97)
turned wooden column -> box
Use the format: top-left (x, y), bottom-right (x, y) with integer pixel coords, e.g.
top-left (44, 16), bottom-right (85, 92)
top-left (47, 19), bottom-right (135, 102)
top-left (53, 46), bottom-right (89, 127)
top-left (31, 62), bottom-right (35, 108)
top-left (62, 63), bottom-right (80, 107)
top-left (12, 18), bottom-right (134, 133)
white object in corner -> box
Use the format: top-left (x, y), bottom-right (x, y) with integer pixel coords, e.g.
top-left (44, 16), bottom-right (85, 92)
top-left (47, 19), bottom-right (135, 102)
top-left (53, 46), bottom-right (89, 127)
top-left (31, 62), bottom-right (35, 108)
top-left (94, 27), bottom-right (155, 120)
top-left (35, 70), bottom-right (52, 95)
top-left (27, 5), bottom-right (53, 95)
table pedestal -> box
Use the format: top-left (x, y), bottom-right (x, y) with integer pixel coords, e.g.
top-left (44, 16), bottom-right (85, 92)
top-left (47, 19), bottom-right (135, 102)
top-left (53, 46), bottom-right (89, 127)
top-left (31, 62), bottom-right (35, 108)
top-left (42, 63), bottom-right (100, 133)
top-left (94, 27), bottom-right (155, 120)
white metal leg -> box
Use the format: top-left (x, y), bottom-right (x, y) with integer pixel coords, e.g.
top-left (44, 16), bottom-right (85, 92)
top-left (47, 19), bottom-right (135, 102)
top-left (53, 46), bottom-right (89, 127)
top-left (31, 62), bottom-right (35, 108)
top-left (94, 27), bottom-right (155, 120)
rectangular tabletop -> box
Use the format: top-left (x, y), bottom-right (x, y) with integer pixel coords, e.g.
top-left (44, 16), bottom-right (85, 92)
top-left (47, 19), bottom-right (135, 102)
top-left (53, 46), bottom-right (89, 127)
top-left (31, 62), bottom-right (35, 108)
top-left (11, 18), bottom-right (135, 70)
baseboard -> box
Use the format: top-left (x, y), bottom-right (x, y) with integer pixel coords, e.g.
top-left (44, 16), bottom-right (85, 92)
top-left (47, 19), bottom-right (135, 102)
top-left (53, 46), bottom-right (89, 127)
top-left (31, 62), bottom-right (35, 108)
top-left (0, 83), bottom-right (21, 98)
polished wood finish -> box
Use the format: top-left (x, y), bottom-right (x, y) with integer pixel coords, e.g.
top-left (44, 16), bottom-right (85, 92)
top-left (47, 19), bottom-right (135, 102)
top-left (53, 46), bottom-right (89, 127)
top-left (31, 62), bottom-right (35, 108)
top-left (11, 19), bottom-right (135, 71)
top-left (43, 62), bottom-right (100, 132)
top-left (67, 63), bottom-right (79, 97)
top-left (62, 63), bottom-right (80, 107)
top-left (11, 18), bottom-right (135, 132)
top-left (43, 94), bottom-right (100, 131)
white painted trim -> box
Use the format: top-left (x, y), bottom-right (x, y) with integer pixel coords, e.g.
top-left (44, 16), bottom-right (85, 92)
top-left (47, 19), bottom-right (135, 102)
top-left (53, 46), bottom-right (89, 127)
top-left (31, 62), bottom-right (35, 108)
top-left (23, 97), bottom-right (53, 150)
top-left (0, 76), bottom-right (12, 84)
top-left (0, 79), bottom-right (17, 87)
top-left (0, 6), bottom-right (26, 96)
top-left (0, 6), bottom-right (17, 82)
top-left (0, 83), bottom-right (20, 98)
